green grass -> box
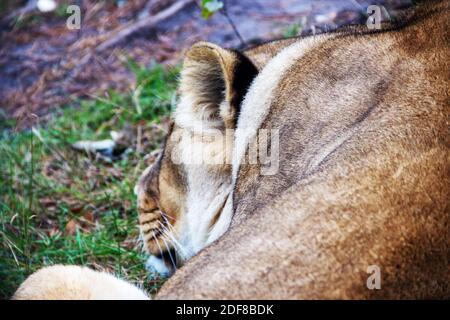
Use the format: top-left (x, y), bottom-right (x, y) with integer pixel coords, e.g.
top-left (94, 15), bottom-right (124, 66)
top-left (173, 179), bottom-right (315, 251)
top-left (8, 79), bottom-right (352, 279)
top-left (281, 22), bottom-right (303, 38)
top-left (0, 62), bottom-right (179, 299)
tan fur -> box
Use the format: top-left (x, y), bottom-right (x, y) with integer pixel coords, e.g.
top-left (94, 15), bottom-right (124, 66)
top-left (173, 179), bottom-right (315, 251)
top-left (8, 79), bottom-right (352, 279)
top-left (14, 1), bottom-right (450, 299)
top-left (12, 265), bottom-right (149, 300)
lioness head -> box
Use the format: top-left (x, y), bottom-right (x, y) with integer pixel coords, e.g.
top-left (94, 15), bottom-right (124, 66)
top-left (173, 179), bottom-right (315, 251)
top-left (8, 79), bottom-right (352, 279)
top-left (135, 42), bottom-right (258, 274)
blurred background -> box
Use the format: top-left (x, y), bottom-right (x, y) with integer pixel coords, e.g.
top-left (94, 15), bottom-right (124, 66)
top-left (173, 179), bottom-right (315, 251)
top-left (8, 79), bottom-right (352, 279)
top-left (0, 0), bottom-right (413, 299)
top-left (0, 0), bottom-right (413, 127)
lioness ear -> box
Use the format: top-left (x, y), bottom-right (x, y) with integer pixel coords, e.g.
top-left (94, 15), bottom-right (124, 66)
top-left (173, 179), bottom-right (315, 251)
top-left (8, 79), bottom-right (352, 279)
top-left (176, 42), bottom-right (258, 130)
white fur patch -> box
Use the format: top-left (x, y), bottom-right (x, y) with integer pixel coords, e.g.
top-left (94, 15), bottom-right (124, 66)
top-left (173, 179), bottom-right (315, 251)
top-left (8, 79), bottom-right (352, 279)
top-left (164, 126), bottom-right (233, 260)
top-left (179, 164), bottom-right (231, 257)
top-left (207, 194), bottom-right (233, 245)
top-left (145, 255), bottom-right (172, 277)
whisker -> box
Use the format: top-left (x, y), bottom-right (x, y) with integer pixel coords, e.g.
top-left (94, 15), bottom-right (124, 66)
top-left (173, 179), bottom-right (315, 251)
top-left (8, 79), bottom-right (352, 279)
top-left (152, 233), bottom-right (164, 259)
top-left (162, 230), bottom-right (188, 260)
top-left (161, 211), bottom-right (176, 221)
top-left (158, 217), bottom-right (174, 234)
top-left (160, 214), bottom-right (175, 232)
top-left (157, 220), bottom-right (190, 259)
top-left (160, 216), bottom-right (183, 243)
top-left (161, 236), bottom-right (177, 271)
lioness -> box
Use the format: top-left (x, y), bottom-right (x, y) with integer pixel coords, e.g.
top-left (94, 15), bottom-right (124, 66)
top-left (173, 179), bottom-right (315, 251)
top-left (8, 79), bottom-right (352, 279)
top-left (14, 0), bottom-right (449, 299)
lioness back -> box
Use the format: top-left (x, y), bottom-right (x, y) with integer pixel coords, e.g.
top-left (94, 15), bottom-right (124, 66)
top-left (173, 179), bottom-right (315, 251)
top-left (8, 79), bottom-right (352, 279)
top-left (156, 0), bottom-right (450, 299)
top-left (14, 0), bottom-right (450, 299)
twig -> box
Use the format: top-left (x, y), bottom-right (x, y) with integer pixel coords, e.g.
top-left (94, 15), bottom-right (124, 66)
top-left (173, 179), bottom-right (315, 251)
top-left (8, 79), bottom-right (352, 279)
top-left (138, 0), bottom-right (156, 20)
top-left (220, 0), bottom-right (245, 47)
top-left (96, 0), bottom-right (194, 53)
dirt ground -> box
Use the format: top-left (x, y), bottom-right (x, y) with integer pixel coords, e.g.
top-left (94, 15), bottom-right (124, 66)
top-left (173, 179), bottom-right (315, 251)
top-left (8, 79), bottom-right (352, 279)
top-left (0, 0), bottom-right (413, 127)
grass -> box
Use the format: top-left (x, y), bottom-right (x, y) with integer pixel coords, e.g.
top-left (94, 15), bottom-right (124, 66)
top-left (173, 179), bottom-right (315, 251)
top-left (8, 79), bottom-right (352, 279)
top-left (0, 62), bottom-right (179, 299)
top-left (281, 22), bottom-right (303, 38)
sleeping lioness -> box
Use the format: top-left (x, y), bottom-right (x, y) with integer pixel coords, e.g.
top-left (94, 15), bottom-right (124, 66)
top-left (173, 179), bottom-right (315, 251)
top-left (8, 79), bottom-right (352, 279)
top-left (14, 0), bottom-right (449, 299)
